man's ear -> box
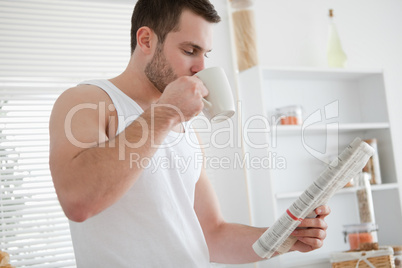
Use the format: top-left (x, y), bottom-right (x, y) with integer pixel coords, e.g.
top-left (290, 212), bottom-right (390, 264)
top-left (136, 26), bottom-right (156, 55)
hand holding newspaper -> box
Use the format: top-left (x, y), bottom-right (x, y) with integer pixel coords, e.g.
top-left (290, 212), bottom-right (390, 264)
top-left (252, 137), bottom-right (375, 259)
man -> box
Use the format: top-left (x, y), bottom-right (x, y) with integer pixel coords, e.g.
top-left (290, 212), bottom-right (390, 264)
top-left (49, 0), bottom-right (330, 267)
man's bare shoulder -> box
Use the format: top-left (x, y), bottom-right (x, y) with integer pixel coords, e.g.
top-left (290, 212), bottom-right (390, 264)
top-left (54, 84), bottom-right (112, 108)
top-left (49, 83), bottom-right (115, 142)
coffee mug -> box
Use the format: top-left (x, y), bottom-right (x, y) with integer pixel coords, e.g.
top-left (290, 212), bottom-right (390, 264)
top-left (195, 67), bottom-right (235, 123)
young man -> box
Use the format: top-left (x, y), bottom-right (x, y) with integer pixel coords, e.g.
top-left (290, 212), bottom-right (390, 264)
top-left (49, 0), bottom-right (330, 266)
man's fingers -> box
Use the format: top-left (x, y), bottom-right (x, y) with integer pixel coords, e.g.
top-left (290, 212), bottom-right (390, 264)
top-left (315, 205), bottom-right (331, 217)
top-left (193, 76), bottom-right (209, 98)
top-left (297, 218), bottom-right (328, 229)
top-left (292, 228), bottom-right (327, 240)
top-left (290, 205), bottom-right (331, 253)
top-left (296, 237), bottom-right (324, 249)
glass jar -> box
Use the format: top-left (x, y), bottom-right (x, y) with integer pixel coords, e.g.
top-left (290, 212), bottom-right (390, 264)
top-left (355, 172), bottom-right (376, 223)
top-left (230, 0), bottom-right (254, 9)
top-left (230, 0), bottom-right (258, 71)
top-left (343, 223), bottom-right (378, 250)
top-left (275, 105), bottom-right (303, 125)
top-left (393, 246), bottom-right (402, 268)
top-left (363, 138), bottom-right (382, 185)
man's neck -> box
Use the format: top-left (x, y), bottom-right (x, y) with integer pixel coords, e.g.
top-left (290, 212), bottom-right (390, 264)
top-left (109, 63), bottom-right (161, 112)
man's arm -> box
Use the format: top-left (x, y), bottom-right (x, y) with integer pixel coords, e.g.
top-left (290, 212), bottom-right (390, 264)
top-left (49, 86), bottom-right (177, 222)
top-left (194, 167), bottom-right (330, 264)
top-left (49, 76), bottom-right (207, 222)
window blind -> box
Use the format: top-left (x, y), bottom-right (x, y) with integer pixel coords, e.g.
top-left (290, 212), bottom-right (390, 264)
top-left (0, 0), bottom-right (132, 267)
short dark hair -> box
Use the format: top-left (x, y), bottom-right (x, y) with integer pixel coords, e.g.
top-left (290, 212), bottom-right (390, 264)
top-left (130, 0), bottom-right (221, 54)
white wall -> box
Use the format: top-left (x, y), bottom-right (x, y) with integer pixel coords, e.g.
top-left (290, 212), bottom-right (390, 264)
top-left (252, 0), bottom-right (402, 183)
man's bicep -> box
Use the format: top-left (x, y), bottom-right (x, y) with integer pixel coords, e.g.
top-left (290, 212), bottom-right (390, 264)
top-left (49, 86), bottom-right (110, 169)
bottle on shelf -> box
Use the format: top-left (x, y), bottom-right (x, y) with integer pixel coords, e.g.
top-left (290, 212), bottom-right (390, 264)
top-left (327, 9), bottom-right (347, 68)
top-left (343, 172), bottom-right (380, 251)
top-left (363, 139), bottom-right (382, 185)
top-left (355, 172), bottom-right (376, 223)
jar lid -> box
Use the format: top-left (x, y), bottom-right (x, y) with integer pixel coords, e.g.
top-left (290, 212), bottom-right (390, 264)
top-left (230, 0), bottom-right (254, 9)
top-left (343, 222), bottom-right (378, 234)
top-left (363, 138), bottom-right (377, 145)
top-left (275, 105), bottom-right (303, 115)
top-left (392, 245), bottom-right (402, 253)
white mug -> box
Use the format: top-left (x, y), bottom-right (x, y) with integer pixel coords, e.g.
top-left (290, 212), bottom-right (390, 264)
top-left (195, 67), bottom-right (235, 123)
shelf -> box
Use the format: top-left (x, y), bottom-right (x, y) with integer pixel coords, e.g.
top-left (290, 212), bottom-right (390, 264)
top-left (276, 183), bottom-right (400, 200)
top-left (274, 122), bottom-right (390, 135)
top-left (239, 65), bottom-right (402, 264)
top-left (279, 255), bottom-right (330, 268)
top-left (258, 66), bottom-right (384, 81)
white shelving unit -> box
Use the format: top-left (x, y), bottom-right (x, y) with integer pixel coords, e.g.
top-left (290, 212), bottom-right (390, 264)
top-left (238, 66), bottom-right (402, 267)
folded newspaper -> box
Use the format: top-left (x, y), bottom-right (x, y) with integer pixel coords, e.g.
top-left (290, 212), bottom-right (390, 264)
top-left (252, 137), bottom-right (375, 259)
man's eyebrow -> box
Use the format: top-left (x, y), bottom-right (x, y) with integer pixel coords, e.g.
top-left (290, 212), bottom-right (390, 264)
top-left (180, 42), bottom-right (212, 53)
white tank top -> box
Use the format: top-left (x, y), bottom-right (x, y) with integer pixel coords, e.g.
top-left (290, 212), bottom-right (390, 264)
top-left (69, 80), bottom-right (210, 267)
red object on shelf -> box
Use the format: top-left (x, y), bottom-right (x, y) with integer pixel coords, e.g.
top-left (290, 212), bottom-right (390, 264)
top-left (348, 232), bottom-right (374, 250)
top-left (280, 116), bottom-right (300, 125)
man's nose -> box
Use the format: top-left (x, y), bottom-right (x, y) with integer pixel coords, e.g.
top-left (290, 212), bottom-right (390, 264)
top-left (191, 56), bottom-right (206, 75)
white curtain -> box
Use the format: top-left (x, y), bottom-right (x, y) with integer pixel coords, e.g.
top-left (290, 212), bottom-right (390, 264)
top-left (0, 0), bottom-right (132, 266)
